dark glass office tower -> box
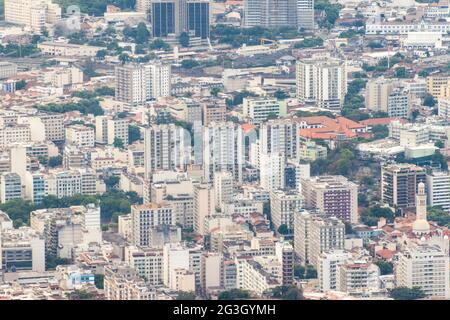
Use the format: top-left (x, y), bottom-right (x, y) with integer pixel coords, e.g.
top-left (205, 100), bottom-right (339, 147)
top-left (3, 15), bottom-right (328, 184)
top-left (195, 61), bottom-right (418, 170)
top-left (151, 1), bottom-right (175, 37)
top-left (187, 1), bottom-right (210, 39)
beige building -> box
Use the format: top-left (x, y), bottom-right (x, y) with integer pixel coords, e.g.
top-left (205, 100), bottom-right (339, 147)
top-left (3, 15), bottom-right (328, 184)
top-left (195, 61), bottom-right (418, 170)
top-left (65, 125), bottom-right (95, 148)
top-left (427, 74), bottom-right (450, 98)
top-left (202, 103), bottom-right (226, 126)
top-left (38, 42), bottom-right (102, 57)
top-left (5, 0), bottom-right (61, 34)
top-left (193, 183), bottom-right (215, 235)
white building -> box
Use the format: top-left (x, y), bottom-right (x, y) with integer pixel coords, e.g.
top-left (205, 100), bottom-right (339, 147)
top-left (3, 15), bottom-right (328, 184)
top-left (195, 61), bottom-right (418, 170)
top-left (202, 122), bottom-right (244, 183)
top-left (318, 250), bottom-right (352, 292)
top-left (4, 0), bottom-right (61, 34)
top-left (270, 189), bottom-right (303, 231)
top-left (426, 171), bottom-right (450, 212)
top-left (115, 62), bottom-right (171, 105)
top-left (144, 124), bottom-right (190, 178)
top-left (131, 203), bottom-right (175, 247)
top-left (65, 125), bottom-right (95, 148)
top-left (242, 98), bottom-right (285, 124)
top-left (395, 243), bottom-right (450, 299)
top-left (296, 57), bottom-right (347, 111)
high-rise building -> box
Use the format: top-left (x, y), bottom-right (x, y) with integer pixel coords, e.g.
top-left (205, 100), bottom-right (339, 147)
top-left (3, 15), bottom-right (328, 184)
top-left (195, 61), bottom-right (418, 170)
top-left (260, 152), bottom-right (286, 191)
top-left (244, 0), bottom-right (297, 29)
top-left (381, 163), bottom-right (427, 209)
top-left (294, 211), bottom-right (346, 266)
top-left (213, 171), bottom-right (234, 210)
top-left (202, 122), bottom-right (244, 183)
top-left (193, 183), bottom-right (215, 235)
top-left (115, 63), bottom-right (171, 105)
top-left (150, 0), bottom-right (210, 39)
top-left (270, 189), bottom-right (303, 231)
top-left (0, 172), bottom-right (22, 204)
top-left (275, 241), bottom-right (294, 286)
top-left (309, 215), bottom-right (345, 267)
top-left (65, 125), bottom-right (95, 148)
top-left (396, 243), bottom-right (450, 299)
top-left (186, 0), bottom-right (210, 39)
top-left (143, 124), bottom-right (191, 178)
top-left (337, 259), bottom-right (380, 294)
top-left (202, 104), bottom-right (226, 126)
top-left (296, 58), bottom-right (347, 111)
top-left (365, 77), bottom-right (397, 112)
top-left (260, 118), bottom-right (299, 159)
top-left (243, 98), bottom-right (286, 125)
top-left (318, 250), bottom-right (352, 292)
top-left (297, 0), bottom-right (314, 30)
top-left (301, 175), bottom-right (358, 223)
top-left (387, 87), bottom-right (411, 118)
top-left (131, 203), bottom-right (175, 247)
top-left (426, 170), bottom-right (450, 212)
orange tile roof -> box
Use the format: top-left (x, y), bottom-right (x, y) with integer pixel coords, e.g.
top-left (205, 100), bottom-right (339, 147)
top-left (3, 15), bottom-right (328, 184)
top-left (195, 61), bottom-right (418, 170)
top-left (241, 123), bottom-right (256, 133)
top-left (298, 115), bottom-right (363, 140)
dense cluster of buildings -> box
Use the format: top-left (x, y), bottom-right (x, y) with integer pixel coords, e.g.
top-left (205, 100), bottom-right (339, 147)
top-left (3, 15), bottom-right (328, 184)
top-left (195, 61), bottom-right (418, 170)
top-left (0, 0), bottom-right (449, 302)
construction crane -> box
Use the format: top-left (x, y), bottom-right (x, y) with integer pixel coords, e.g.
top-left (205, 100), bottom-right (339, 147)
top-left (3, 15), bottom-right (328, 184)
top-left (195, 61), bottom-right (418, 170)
top-left (260, 38), bottom-right (279, 49)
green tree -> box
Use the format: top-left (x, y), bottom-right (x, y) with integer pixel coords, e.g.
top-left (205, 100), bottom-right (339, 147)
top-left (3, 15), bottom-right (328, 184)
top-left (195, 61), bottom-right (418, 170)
top-left (181, 59), bottom-right (200, 69)
top-left (128, 124), bottom-right (141, 144)
top-left (176, 291), bottom-right (196, 300)
top-left (389, 287), bottom-right (426, 300)
top-left (103, 175), bottom-right (120, 190)
top-left (179, 32), bottom-right (190, 47)
top-left (135, 22), bottom-right (150, 44)
top-left (274, 89), bottom-right (288, 100)
top-left (96, 49), bottom-right (107, 60)
top-left (70, 289), bottom-right (96, 300)
top-left (271, 286), bottom-right (304, 300)
top-left (218, 289), bottom-right (250, 300)
top-left (48, 155), bottom-right (63, 168)
top-left (375, 260), bottom-right (394, 275)
top-left (94, 274), bottom-right (104, 289)
top-left (361, 206), bottom-right (395, 226)
top-left (119, 53), bottom-right (131, 64)
top-left (277, 224), bottom-right (290, 235)
top-left (395, 67), bottom-right (407, 78)
top-left (113, 137), bottom-right (124, 149)
top-left (46, 255), bottom-right (72, 270)
top-left (423, 94), bottom-right (436, 107)
top-left (15, 80), bottom-right (27, 90)
top-left (210, 87), bottom-right (221, 97)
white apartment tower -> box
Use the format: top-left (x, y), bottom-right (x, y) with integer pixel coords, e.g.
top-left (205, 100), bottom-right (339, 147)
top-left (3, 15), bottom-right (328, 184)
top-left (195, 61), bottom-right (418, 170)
top-left (214, 171), bottom-right (234, 210)
top-left (115, 63), bottom-right (171, 105)
top-left (395, 243), bottom-right (450, 299)
top-left (202, 122), bottom-right (244, 184)
top-left (144, 124), bottom-right (191, 178)
top-left (296, 58), bottom-right (347, 111)
top-left (426, 171), bottom-right (450, 212)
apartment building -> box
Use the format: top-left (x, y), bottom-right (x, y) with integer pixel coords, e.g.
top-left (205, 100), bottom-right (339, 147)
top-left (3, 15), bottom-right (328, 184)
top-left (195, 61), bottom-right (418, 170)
top-left (65, 125), bottom-right (95, 148)
top-left (395, 243), bottom-right (450, 299)
top-left (296, 58), bottom-right (347, 111)
top-left (301, 175), bottom-right (358, 223)
top-left (131, 203), bottom-right (175, 247)
top-left (381, 163), bottom-right (427, 208)
top-left (270, 189), bottom-right (303, 231)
